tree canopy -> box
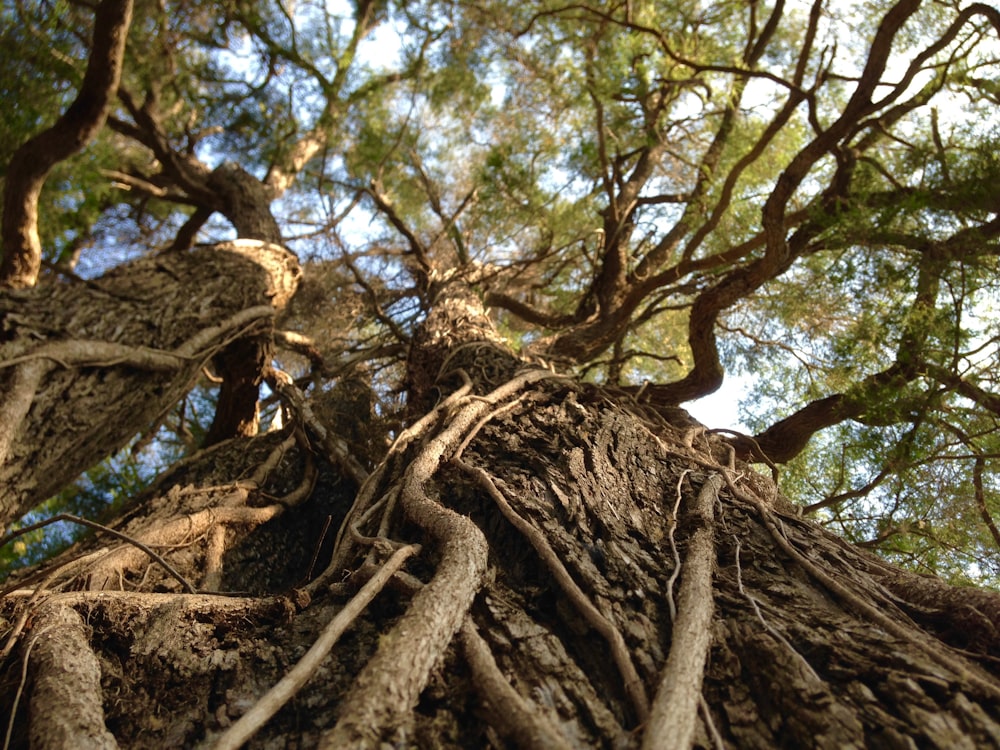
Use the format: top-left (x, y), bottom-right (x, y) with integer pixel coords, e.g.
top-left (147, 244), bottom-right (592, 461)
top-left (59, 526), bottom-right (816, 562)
top-left (2, 0), bottom-right (1000, 581)
top-left (4, 2), bottom-right (1000, 747)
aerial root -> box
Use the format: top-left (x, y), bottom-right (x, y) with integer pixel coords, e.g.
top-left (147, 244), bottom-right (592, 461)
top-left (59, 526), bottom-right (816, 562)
top-left (664, 469), bottom-right (693, 621)
top-left (17, 603), bottom-right (119, 750)
top-left (454, 457), bottom-right (651, 722)
top-left (0, 514), bottom-right (197, 595)
top-left (317, 485), bottom-right (483, 748)
top-left (317, 369), bottom-right (557, 748)
top-left (319, 378), bottom-right (476, 584)
top-left (0, 306), bottom-right (276, 471)
top-left (2, 430), bottom-right (317, 596)
top-left (74, 502), bottom-right (283, 591)
top-left (698, 695), bottom-right (726, 750)
top-left (206, 544), bottom-right (420, 750)
top-left (732, 534), bottom-right (821, 682)
top-left (642, 473), bottom-right (721, 750)
top-left (459, 619), bottom-right (575, 750)
top-left (202, 434), bottom-right (317, 590)
top-left (717, 470), bottom-right (1000, 704)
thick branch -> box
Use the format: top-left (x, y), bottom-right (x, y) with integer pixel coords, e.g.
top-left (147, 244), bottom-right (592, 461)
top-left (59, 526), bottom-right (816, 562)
top-left (654, 0), bottom-right (922, 402)
top-left (1, 0), bottom-right (133, 289)
top-left (0, 242), bottom-right (299, 527)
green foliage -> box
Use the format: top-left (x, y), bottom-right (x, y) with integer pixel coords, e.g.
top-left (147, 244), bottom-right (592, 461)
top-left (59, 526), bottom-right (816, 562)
top-left (0, 0), bottom-right (83, 158)
top-left (4, 0), bottom-right (1000, 586)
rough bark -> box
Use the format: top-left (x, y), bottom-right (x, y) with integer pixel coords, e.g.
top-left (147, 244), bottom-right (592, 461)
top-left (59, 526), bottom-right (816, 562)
top-left (0, 240), bottom-right (300, 528)
top-left (198, 163), bottom-right (286, 445)
top-left (24, 603), bottom-right (119, 750)
top-left (1, 290), bottom-right (999, 749)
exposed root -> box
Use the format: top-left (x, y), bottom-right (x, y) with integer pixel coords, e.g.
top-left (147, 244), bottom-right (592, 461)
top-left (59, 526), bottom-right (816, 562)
top-left (22, 603), bottom-right (119, 750)
top-left (320, 379), bottom-right (475, 583)
top-left (206, 544), bottom-right (420, 750)
top-left (320, 425), bottom-right (489, 745)
top-left (732, 534), bottom-right (821, 682)
top-left (642, 473), bottom-right (721, 750)
top-left (460, 619), bottom-right (574, 750)
top-left (454, 457), bottom-right (650, 722)
top-left (717, 470), bottom-right (1000, 704)
top-left (321, 370), bottom-right (554, 747)
top-left (0, 514), bottom-right (196, 594)
top-left (83, 503), bottom-right (284, 591)
top-left (664, 469), bottom-right (693, 621)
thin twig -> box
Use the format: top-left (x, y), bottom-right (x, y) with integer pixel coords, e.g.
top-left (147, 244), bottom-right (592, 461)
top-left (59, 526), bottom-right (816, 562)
top-left (301, 515), bottom-right (333, 584)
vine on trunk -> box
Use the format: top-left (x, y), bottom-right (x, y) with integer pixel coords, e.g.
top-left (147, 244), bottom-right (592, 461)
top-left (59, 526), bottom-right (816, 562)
top-left (2, 303), bottom-right (1000, 747)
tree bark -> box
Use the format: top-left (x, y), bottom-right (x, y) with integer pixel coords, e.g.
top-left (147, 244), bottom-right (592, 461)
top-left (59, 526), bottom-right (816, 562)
top-left (1, 284), bottom-right (998, 749)
top-left (0, 240), bottom-right (300, 528)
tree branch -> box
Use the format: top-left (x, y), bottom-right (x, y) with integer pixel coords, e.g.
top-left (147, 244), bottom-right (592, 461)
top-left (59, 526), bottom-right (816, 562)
top-left (1, 0), bottom-right (133, 288)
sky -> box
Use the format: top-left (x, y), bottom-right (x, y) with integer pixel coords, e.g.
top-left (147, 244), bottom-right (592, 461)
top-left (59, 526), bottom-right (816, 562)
top-left (686, 374), bottom-right (750, 432)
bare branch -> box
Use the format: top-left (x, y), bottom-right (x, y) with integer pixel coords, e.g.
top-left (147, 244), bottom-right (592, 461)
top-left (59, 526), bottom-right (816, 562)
top-left (1, 0), bottom-right (133, 288)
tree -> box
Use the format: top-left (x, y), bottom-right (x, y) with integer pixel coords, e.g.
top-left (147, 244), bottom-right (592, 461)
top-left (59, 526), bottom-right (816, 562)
top-left (2, 0), bottom-right (1000, 747)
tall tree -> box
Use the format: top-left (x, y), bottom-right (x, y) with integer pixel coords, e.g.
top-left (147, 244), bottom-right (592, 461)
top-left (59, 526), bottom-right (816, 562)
top-left (2, 0), bottom-right (1000, 747)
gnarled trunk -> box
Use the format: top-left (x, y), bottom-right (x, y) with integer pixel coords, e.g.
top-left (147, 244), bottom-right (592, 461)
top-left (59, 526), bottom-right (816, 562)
top-left (1, 286), bottom-right (998, 749)
top-left (0, 240), bottom-right (300, 528)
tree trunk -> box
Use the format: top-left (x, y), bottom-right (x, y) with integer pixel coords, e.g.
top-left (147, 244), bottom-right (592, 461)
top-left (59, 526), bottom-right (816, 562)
top-left (199, 163), bottom-right (286, 445)
top-left (1, 284), bottom-right (999, 749)
top-left (0, 240), bottom-right (300, 528)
